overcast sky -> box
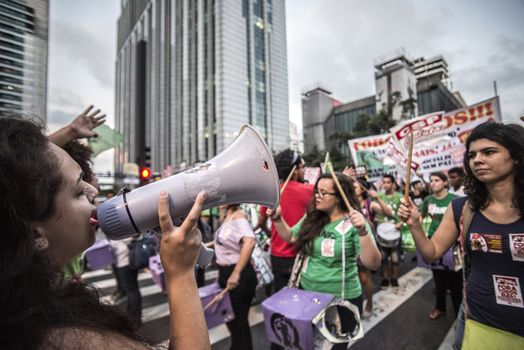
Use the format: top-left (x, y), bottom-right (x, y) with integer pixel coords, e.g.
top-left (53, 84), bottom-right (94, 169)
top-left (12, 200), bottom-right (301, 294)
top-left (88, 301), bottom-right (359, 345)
top-left (47, 0), bottom-right (524, 173)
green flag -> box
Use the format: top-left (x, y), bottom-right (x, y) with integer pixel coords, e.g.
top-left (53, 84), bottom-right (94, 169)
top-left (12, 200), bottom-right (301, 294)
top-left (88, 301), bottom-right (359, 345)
top-left (321, 152), bottom-right (332, 174)
top-left (88, 125), bottom-right (124, 157)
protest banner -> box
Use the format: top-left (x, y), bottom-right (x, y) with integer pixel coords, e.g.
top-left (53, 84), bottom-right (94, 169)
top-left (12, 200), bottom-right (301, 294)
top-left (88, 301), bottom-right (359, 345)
top-left (389, 97), bottom-right (501, 176)
top-left (304, 167), bottom-right (321, 185)
top-left (348, 97), bottom-right (501, 181)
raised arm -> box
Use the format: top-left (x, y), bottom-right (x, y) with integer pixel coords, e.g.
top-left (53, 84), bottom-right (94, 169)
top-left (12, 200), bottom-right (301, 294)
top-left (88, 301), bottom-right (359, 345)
top-left (398, 198), bottom-right (459, 262)
top-left (349, 210), bottom-right (381, 270)
top-left (368, 190), bottom-right (393, 217)
top-left (48, 105), bottom-right (106, 147)
top-left (158, 191), bottom-right (211, 350)
top-left (266, 206), bottom-right (296, 244)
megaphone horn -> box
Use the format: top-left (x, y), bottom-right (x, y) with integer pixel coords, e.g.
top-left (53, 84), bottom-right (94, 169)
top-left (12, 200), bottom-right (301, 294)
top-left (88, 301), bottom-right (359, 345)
top-left (97, 125), bottom-right (280, 267)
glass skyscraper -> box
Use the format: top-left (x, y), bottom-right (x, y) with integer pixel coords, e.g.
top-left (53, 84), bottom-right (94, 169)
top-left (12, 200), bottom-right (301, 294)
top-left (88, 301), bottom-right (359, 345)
top-left (115, 0), bottom-right (289, 172)
top-left (0, 0), bottom-right (48, 122)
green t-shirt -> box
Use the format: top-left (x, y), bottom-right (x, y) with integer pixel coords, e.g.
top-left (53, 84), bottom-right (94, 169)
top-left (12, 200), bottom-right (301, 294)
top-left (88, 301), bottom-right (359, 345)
top-left (291, 217), bottom-right (371, 299)
top-left (375, 192), bottom-right (403, 224)
top-left (420, 192), bottom-right (457, 237)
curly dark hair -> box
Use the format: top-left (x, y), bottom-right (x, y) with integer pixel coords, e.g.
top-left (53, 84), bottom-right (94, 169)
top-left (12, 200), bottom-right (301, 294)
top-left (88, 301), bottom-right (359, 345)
top-left (295, 173), bottom-right (361, 255)
top-left (0, 115), bottom-right (146, 349)
top-left (274, 149), bottom-right (303, 181)
top-left (62, 140), bottom-right (95, 184)
top-left (463, 122), bottom-right (524, 217)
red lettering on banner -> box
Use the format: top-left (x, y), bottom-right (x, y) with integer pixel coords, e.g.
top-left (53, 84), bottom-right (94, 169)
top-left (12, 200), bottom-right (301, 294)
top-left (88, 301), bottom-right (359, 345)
top-left (394, 114), bottom-right (442, 140)
top-left (477, 105), bottom-right (485, 119)
top-left (454, 111), bottom-right (468, 125)
top-left (353, 137), bottom-right (389, 151)
top-left (468, 107), bottom-right (477, 121)
top-left (485, 102), bottom-right (493, 116)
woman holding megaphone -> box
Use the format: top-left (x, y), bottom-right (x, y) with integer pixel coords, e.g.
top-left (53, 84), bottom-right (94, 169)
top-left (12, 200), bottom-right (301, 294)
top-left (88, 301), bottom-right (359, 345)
top-left (0, 115), bottom-right (210, 349)
top-left (267, 172), bottom-right (381, 348)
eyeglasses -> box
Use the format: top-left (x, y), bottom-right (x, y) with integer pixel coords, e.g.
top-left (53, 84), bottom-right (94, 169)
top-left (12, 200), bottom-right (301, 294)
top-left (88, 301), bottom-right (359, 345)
top-left (314, 189), bottom-right (336, 198)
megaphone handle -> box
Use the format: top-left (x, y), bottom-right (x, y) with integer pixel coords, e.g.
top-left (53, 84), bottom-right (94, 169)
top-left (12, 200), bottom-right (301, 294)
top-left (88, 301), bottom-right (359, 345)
top-left (148, 228), bottom-right (214, 268)
top-left (198, 243), bottom-right (214, 268)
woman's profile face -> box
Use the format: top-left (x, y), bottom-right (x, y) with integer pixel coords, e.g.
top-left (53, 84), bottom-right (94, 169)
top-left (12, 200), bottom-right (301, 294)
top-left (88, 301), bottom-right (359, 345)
top-left (35, 143), bottom-right (98, 268)
top-left (314, 178), bottom-right (339, 213)
top-left (353, 181), bottom-right (363, 197)
top-left (467, 139), bottom-right (516, 184)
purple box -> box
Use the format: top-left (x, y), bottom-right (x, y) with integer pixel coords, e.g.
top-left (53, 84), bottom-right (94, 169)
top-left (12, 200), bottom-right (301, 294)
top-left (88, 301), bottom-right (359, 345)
top-left (84, 240), bottom-right (114, 270)
top-left (149, 255), bottom-right (167, 293)
top-left (417, 246), bottom-right (461, 271)
top-left (262, 287), bottom-right (334, 350)
top-left (199, 282), bottom-right (235, 329)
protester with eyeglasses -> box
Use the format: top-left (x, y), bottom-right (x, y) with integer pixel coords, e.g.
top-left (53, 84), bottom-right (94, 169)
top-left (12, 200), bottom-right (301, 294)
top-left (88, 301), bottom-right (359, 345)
top-left (267, 173), bottom-right (381, 348)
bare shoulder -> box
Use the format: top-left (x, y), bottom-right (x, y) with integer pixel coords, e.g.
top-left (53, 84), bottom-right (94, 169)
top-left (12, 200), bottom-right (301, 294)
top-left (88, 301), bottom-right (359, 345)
top-left (232, 210), bottom-right (248, 220)
top-left (44, 327), bottom-right (150, 350)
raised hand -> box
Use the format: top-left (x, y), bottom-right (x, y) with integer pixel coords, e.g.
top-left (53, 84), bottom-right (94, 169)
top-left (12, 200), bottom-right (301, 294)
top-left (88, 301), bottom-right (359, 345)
top-left (398, 197), bottom-right (420, 226)
top-left (349, 210), bottom-right (367, 235)
top-left (69, 105), bottom-right (106, 139)
top-left (343, 166), bottom-right (357, 179)
top-left (157, 191), bottom-right (207, 277)
top-left (266, 206), bottom-right (282, 221)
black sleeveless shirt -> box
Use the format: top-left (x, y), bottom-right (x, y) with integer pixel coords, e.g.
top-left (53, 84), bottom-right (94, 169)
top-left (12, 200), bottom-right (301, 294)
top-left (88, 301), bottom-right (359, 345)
top-left (452, 197), bottom-right (524, 337)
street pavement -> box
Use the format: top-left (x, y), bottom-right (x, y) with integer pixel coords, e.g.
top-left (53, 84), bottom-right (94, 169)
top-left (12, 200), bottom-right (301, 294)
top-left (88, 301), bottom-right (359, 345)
top-left (83, 253), bottom-right (457, 350)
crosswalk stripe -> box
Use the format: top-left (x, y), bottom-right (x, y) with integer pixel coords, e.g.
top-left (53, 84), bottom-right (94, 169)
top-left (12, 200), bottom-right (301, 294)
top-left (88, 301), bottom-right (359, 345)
top-left (353, 267), bottom-right (433, 340)
top-left (84, 265), bottom-right (443, 347)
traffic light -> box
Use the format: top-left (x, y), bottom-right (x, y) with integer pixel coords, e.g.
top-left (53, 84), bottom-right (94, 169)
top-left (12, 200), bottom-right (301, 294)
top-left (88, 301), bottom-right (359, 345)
top-left (144, 146), bottom-right (151, 168)
top-left (140, 167), bottom-right (151, 183)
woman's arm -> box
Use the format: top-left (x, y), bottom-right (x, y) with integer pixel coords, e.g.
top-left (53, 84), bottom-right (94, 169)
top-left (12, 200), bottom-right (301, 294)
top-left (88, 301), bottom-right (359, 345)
top-left (158, 191), bottom-right (211, 350)
top-left (48, 106), bottom-right (106, 147)
top-left (349, 211), bottom-right (381, 270)
top-left (368, 190), bottom-right (393, 217)
top-left (266, 207), bottom-right (297, 244)
top-left (227, 236), bottom-right (256, 290)
top-left (398, 198), bottom-right (459, 262)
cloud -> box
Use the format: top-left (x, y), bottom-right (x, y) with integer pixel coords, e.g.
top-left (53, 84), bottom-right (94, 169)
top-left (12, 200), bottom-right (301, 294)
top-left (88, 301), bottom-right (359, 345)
top-left (286, 0), bottom-right (524, 127)
top-left (50, 20), bottom-right (114, 88)
top-left (48, 87), bottom-right (86, 110)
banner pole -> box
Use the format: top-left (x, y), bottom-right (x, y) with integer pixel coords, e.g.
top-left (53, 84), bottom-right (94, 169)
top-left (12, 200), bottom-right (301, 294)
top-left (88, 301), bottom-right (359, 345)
top-left (404, 132), bottom-right (414, 203)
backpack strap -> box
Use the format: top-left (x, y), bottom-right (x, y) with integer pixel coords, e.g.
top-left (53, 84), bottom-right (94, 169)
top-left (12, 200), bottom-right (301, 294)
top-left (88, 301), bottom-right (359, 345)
top-left (459, 199), bottom-right (474, 319)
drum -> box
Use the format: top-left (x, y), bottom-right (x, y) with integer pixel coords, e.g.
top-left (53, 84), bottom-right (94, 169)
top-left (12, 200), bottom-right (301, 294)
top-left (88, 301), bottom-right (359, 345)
top-left (262, 287), bottom-right (363, 349)
top-left (84, 239), bottom-right (114, 270)
top-left (376, 222), bottom-right (401, 248)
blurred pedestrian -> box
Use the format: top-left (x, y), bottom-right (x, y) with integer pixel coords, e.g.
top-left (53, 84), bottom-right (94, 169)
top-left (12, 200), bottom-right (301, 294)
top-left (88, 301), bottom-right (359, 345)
top-left (206, 205), bottom-right (257, 350)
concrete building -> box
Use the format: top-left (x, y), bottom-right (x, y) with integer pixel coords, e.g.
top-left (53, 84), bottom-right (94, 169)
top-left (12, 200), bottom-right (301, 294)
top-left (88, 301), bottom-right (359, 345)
top-left (115, 0), bottom-right (289, 172)
top-left (0, 0), bottom-right (48, 123)
top-left (302, 51), bottom-right (466, 156)
top-left (374, 48), bottom-right (418, 121)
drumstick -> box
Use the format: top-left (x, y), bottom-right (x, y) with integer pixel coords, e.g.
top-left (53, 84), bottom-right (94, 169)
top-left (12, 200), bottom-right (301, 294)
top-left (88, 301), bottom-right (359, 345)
top-left (327, 162), bottom-right (353, 213)
top-left (404, 132), bottom-right (414, 203)
top-left (203, 286), bottom-right (230, 311)
top-left (280, 165), bottom-right (297, 194)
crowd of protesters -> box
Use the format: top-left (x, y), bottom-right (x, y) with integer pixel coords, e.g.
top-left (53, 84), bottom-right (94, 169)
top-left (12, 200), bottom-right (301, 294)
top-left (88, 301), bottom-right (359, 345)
top-left (1, 107), bottom-right (522, 349)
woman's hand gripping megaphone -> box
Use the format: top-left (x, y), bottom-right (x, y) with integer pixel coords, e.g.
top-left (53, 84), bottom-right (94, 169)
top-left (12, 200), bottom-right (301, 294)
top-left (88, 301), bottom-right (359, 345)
top-left (157, 191), bottom-right (211, 276)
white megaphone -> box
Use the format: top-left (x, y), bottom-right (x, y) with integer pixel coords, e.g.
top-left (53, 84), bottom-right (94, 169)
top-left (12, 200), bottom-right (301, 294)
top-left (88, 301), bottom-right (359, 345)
top-left (97, 125), bottom-right (280, 268)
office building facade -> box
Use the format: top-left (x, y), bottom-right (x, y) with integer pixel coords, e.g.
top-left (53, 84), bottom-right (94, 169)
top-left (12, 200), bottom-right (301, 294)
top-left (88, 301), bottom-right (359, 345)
top-left (115, 0), bottom-right (289, 172)
top-left (0, 0), bottom-right (48, 122)
top-left (303, 52), bottom-right (466, 156)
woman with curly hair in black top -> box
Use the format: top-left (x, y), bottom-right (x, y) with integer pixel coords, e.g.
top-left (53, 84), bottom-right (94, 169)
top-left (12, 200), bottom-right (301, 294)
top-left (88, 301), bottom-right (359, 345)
top-left (0, 113), bottom-right (210, 349)
top-left (399, 122), bottom-right (524, 348)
